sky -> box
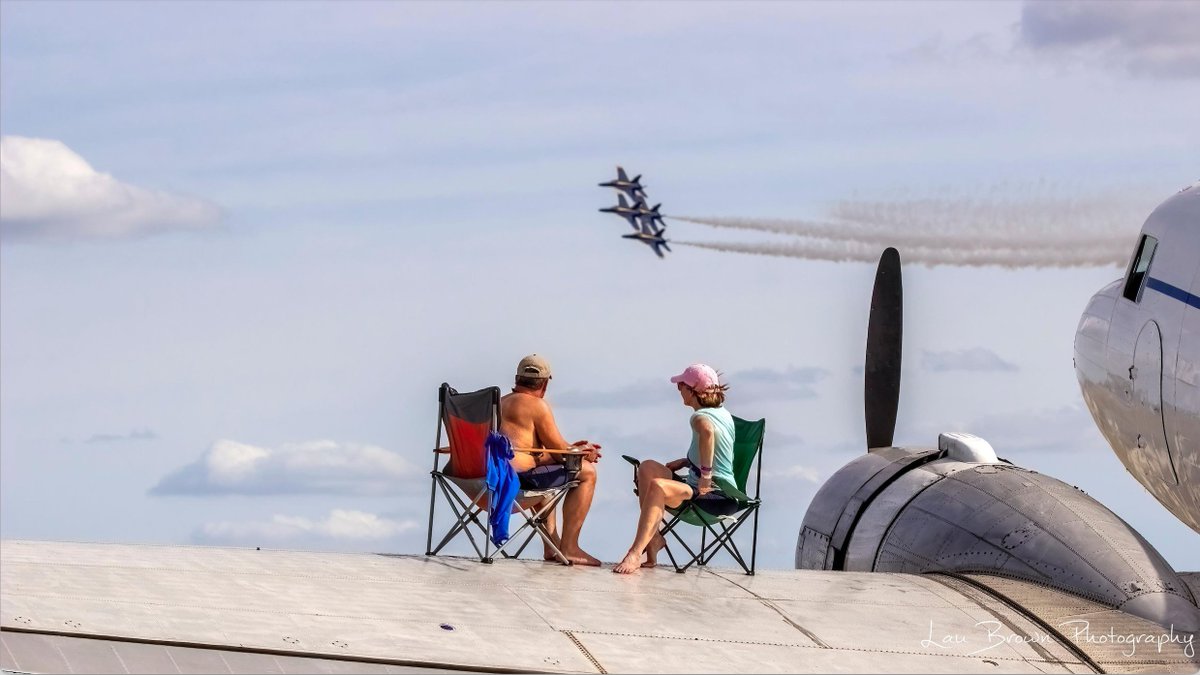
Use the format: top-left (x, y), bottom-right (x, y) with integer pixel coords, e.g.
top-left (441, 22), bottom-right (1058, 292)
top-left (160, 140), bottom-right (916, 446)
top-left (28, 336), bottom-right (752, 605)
top-left (1, 0), bottom-right (1198, 571)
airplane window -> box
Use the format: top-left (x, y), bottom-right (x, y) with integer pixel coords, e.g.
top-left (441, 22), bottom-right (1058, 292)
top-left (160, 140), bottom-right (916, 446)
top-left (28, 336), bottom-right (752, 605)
top-left (1122, 235), bottom-right (1158, 302)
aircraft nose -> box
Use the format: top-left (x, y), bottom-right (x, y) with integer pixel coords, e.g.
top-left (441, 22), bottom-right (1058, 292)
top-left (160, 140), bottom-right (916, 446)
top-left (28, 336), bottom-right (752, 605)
top-left (1074, 286), bottom-right (1116, 391)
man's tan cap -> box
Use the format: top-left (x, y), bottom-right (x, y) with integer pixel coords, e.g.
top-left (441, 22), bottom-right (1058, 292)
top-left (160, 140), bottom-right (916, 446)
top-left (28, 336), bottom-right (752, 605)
top-left (517, 354), bottom-right (552, 379)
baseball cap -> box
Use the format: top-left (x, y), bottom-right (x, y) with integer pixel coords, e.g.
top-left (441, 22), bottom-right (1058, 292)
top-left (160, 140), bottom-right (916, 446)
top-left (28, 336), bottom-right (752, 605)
top-left (670, 363), bottom-right (721, 390)
top-left (517, 354), bottom-right (553, 379)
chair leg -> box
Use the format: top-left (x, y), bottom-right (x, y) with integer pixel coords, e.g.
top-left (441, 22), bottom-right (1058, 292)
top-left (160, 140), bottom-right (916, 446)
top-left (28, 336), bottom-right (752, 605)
top-left (483, 505), bottom-right (493, 564)
top-left (426, 474), bottom-right (438, 556)
top-left (429, 479), bottom-right (490, 561)
top-left (750, 505), bottom-right (760, 576)
top-left (695, 512), bottom-right (756, 575)
top-left (659, 508), bottom-right (704, 573)
top-left (428, 479), bottom-right (474, 554)
top-left (493, 488), bottom-right (574, 565)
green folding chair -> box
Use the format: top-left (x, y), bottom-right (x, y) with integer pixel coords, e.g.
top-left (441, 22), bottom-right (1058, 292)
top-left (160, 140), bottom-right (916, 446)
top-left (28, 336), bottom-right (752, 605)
top-left (623, 416), bottom-right (765, 575)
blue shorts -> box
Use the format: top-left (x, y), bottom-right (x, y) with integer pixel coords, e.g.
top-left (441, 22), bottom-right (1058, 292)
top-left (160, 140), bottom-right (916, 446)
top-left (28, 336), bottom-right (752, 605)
top-left (519, 464), bottom-right (571, 490)
top-left (676, 470), bottom-right (740, 516)
top-left (690, 489), bottom-right (740, 516)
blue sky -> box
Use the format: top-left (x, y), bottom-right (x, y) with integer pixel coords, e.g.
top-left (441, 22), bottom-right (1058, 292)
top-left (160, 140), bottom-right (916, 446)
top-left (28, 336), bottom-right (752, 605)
top-left (1, 1), bottom-right (1197, 569)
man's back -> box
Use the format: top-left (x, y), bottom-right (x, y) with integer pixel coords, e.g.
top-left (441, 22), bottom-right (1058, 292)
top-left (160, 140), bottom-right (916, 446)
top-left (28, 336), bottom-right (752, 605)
top-left (500, 390), bottom-right (547, 450)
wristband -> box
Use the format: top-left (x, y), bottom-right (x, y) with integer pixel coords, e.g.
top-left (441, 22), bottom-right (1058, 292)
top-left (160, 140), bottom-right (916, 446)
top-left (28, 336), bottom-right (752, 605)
top-left (700, 465), bottom-right (712, 473)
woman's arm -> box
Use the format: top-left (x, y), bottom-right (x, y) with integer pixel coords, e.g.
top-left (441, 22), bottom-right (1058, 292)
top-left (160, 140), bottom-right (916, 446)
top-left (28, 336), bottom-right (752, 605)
top-left (691, 415), bottom-right (716, 495)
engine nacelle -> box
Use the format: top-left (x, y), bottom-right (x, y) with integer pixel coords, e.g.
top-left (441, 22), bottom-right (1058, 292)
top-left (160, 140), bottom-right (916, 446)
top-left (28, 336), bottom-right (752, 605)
top-left (796, 433), bottom-right (1200, 631)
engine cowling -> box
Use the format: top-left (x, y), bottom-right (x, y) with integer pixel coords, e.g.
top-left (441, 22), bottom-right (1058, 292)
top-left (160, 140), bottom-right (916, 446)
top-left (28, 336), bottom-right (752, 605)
top-left (796, 433), bottom-right (1200, 631)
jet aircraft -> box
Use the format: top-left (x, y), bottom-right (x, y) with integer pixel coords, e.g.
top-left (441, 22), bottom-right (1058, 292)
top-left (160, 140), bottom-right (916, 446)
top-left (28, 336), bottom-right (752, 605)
top-left (598, 165), bottom-right (645, 200)
top-left (622, 220), bottom-right (671, 259)
top-left (636, 201), bottom-right (666, 230)
top-left (598, 193), bottom-right (644, 230)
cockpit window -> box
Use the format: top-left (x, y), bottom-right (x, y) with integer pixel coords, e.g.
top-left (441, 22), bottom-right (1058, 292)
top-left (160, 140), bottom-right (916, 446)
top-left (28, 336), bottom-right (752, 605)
top-left (1122, 235), bottom-right (1158, 302)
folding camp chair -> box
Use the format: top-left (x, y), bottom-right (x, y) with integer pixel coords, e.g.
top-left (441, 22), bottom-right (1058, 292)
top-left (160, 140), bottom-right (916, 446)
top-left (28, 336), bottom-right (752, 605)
top-left (425, 382), bottom-right (582, 565)
top-left (623, 416), bottom-right (765, 575)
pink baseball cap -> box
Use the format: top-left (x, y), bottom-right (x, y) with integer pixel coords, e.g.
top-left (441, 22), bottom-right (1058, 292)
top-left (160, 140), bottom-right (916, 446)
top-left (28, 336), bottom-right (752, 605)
top-left (670, 363), bottom-right (721, 390)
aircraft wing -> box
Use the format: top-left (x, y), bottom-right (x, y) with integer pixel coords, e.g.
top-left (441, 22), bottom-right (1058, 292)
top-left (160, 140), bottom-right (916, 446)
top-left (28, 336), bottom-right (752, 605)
top-left (638, 216), bottom-right (657, 236)
top-left (4, 540), bottom-right (1196, 673)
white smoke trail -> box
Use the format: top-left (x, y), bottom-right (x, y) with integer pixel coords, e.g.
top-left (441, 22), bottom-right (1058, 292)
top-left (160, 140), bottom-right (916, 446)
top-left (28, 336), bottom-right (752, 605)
top-left (669, 186), bottom-right (1157, 268)
top-left (672, 238), bottom-right (1128, 269)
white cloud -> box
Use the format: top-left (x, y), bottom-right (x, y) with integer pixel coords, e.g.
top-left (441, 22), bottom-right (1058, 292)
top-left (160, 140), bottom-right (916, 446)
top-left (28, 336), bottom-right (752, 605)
top-left (898, 405), bottom-right (1098, 456)
top-left (556, 366), bottom-right (828, 408)
top-left (150, 439), bottom-right (418, 496)
top-left (195, 509), bottom-right (418, 544)
top-left (771, 464), bottom-right (821, 484)
top-left (921, 348), bottom-right (1018, 373)
top-left (83, 428), bottom-right (158, 444)
top-left (0, 135), bottom-right (222, 242)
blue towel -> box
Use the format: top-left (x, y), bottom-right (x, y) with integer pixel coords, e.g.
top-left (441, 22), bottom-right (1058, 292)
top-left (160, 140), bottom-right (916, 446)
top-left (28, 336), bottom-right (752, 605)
top-left (485, 431), bottom-right (519, 546)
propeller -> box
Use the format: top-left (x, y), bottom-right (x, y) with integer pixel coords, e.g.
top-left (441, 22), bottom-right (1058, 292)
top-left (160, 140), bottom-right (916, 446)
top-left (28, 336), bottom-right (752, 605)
top-left (864, 247), bottom-right (903, 450)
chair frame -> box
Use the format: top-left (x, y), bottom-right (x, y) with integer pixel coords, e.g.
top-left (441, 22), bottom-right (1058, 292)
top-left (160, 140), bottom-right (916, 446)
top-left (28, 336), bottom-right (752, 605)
top-left (425, 383), bottom-right (585, 565)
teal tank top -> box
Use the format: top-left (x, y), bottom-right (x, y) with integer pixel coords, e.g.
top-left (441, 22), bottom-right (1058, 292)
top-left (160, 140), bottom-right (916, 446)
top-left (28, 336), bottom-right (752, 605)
top-left (685, 407), bottom-right (736, 488)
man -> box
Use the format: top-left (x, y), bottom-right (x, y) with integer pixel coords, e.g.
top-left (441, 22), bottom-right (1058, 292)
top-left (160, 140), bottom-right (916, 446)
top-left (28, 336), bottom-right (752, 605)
top-left (500, 354), bottom-right (602, 567)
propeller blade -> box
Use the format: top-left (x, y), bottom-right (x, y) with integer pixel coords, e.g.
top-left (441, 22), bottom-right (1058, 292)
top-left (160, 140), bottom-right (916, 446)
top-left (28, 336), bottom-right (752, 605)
top-left (865, 247), bottom-right (903, 450)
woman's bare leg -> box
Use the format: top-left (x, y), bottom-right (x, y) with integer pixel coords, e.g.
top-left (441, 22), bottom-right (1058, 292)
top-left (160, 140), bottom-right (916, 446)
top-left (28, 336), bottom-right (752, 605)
top-left (615, 463), bottom-right (692, 574)
top-left (642, 532), bottom-right (666, 568)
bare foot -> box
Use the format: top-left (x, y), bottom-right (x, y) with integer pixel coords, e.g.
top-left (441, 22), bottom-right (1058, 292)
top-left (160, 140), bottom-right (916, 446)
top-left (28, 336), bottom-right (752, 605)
top-left (560, 547), bottom-right (601, 567)
top-left (613, 550), bottom-right (643, 574)
top-left (541, 539), bottom-right (564, 562)
top-left (641, 539), bottom-right (664, 569)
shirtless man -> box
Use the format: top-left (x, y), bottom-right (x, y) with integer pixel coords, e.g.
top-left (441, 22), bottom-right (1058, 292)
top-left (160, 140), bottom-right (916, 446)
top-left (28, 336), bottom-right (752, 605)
top-left (500, 354), bottom-right (602, 567)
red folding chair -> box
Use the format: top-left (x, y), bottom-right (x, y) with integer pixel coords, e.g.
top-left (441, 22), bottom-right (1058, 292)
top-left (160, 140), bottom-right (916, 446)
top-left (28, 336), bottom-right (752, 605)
top-left (425, 383), bottom-right (580, 564)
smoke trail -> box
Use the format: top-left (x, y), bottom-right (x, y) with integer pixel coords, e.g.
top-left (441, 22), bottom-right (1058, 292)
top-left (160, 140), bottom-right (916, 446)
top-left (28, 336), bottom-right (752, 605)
top-left (669, 186), bottom-right (1158, 267)
top-left (672, 238), bottom-right (1128, 269)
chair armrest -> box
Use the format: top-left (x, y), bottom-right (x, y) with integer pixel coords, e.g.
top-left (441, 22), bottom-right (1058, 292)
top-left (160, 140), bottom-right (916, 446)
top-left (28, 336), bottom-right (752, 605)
top-left (512, 447), bottom-right (587, 455)
top-left (621, 455), bottom-right (641, 467)
top-left (514, 447), bottom-right (586, 474)
top-left (434, 446), bottom-right (450, 454)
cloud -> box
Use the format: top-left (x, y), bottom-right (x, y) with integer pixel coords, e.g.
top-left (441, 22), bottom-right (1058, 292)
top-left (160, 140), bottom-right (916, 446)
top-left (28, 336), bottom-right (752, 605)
top-left (963, 405), bottom-right (1099, 456)
top-left (768, 428), bottom-right (806, 448)
top-left (920, 348), bottom-right (1018, 373)
top-left (194, 509), bottom-right (418, 545)
top-left (768, 464), bottom-right (821, 484)
top-left (1018, 1), bottom-right (1200, 78)
top-left (732, 366), bottom-right (829, 402)
top-left (150, 439), bottom-right (417, 496)
top-left (554, 380), bottom-right (677, 409)
top-left (0, 135), bottom-right (222, 242)
top-left (556, 366), bottom-right (828, 409)
top-left (898, 405), bottom-right (1097, 456)
top-left (83, 428), bottom-right (158, 444)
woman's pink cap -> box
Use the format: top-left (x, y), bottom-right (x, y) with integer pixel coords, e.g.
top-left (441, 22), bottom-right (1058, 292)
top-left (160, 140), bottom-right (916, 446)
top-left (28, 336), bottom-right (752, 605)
top-left (670, 363), bottom-right (721, 390)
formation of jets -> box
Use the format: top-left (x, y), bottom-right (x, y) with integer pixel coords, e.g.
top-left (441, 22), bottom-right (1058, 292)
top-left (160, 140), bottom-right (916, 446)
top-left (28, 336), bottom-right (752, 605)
top-left (598, 166), bottom-right (670, 259)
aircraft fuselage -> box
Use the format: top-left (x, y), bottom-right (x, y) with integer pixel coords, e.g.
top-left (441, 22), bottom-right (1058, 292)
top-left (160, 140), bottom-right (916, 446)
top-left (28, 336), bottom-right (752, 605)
top-left (1074, 182), bottom-right (1200, 533)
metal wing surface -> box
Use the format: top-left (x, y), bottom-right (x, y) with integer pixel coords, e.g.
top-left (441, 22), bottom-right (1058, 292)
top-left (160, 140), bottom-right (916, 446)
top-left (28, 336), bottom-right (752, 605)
top-left (4, 541), bottom-right (1194, 674)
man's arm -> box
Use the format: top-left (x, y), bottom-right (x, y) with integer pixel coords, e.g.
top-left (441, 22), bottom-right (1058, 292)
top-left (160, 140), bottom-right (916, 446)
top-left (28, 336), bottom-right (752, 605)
top-left (533, 399), bottom-right (601, 463)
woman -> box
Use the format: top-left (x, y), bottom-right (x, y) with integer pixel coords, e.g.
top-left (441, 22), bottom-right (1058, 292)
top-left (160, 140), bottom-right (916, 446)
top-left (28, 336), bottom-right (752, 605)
top-left (614, 363), bottom-right (737, 574)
